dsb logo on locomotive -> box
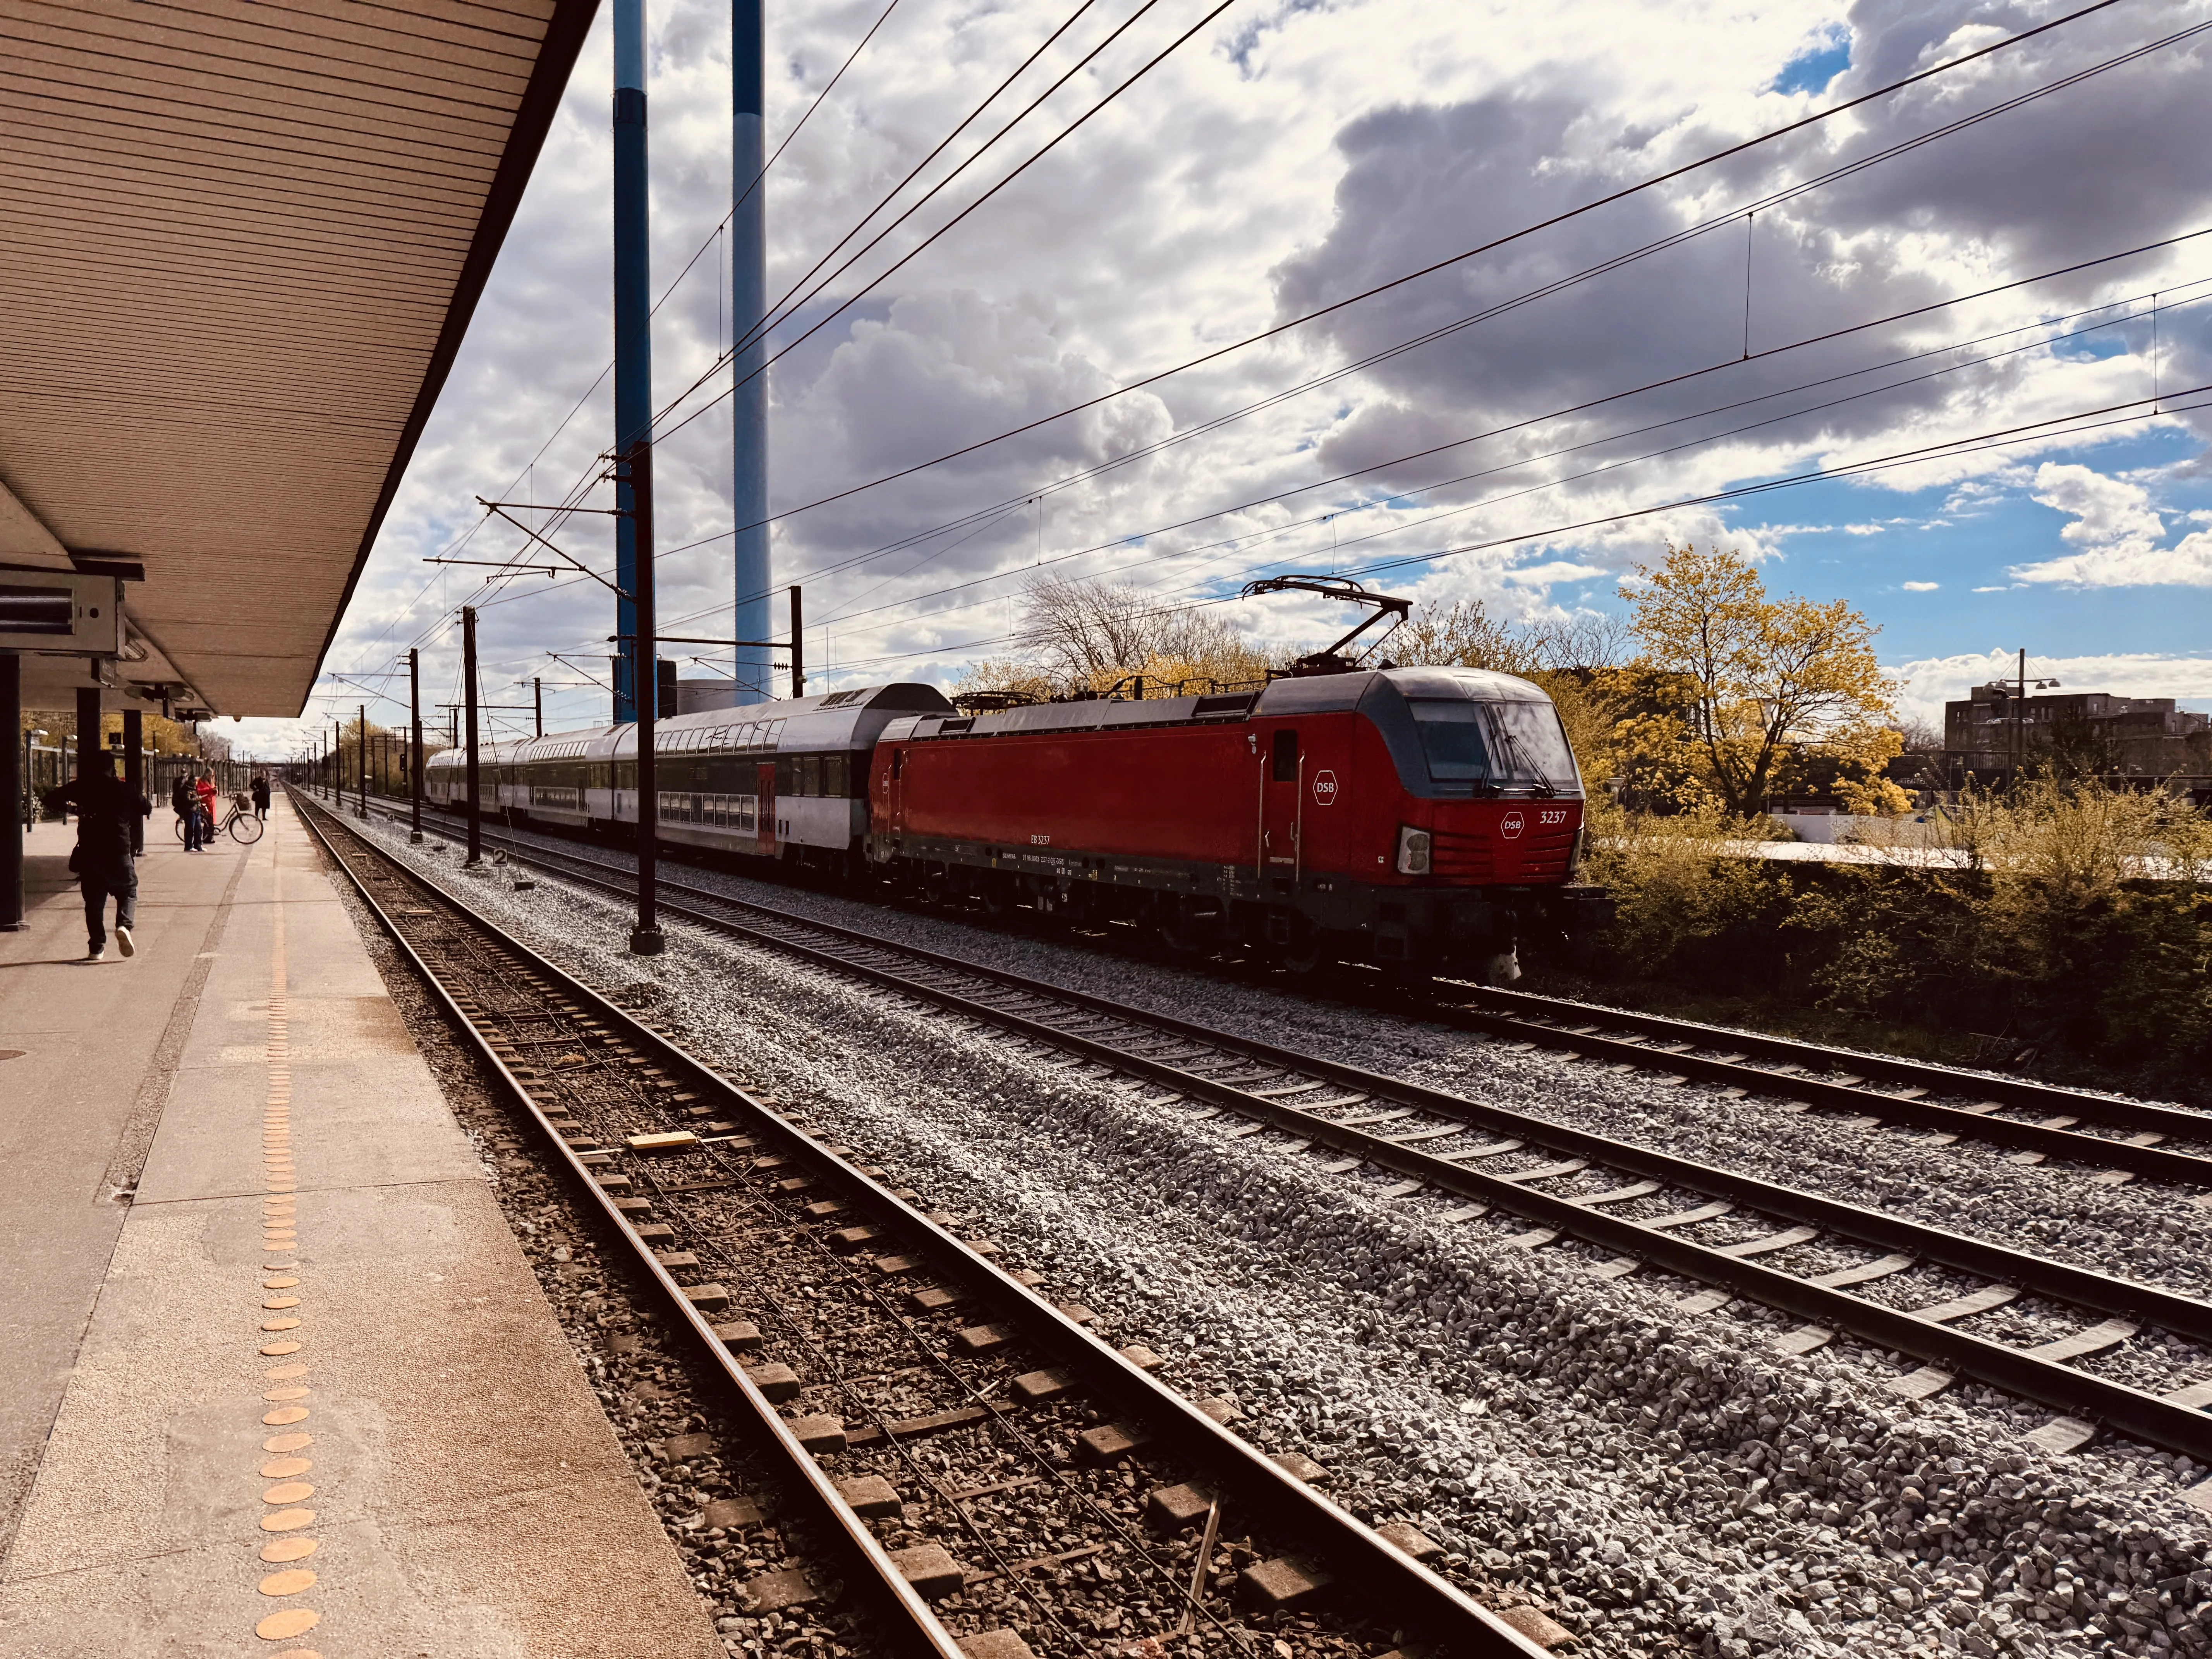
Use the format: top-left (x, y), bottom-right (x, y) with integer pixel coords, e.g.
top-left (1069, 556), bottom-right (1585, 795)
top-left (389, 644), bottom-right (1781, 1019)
top-left (1311, 769), bottom-right (1338, 805)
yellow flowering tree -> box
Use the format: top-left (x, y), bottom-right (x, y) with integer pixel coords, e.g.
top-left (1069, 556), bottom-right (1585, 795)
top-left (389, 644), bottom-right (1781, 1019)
top-left (1623, 543), bottom-right (1906, 818)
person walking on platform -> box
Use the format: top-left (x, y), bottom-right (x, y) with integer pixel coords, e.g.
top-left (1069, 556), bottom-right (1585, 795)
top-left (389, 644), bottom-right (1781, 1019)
top-left (251, 774), bottom-right (270, 821)
top-left (171, 772), bottom-right (202, 851)
top-left (194, 770), bottom-right (219, 847)
top-left (42, 751), bottom-right (151, 961)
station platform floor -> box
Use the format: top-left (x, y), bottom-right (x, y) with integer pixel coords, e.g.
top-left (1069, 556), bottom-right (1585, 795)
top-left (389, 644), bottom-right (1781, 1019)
top-left (0, 799), bottom-right (719, 1657)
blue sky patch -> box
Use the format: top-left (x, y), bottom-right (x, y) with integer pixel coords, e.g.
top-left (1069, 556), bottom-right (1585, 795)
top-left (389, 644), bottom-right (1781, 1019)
top-left (1773, 28), bottom-right (1851, 97)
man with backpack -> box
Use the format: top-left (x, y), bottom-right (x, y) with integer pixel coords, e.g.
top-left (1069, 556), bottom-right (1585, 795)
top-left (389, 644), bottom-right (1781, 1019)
top-left (172, 771), bottom-right (202, 851)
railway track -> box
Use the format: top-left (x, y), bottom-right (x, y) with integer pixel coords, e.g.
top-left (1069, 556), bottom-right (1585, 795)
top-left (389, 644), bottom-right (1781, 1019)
top-left (373, 793), bottom-right (2212, 1182)
top-left (349, 793), bottom-right (2212, 1468)
top-left (295, 791), bottom-right (1545, 1659)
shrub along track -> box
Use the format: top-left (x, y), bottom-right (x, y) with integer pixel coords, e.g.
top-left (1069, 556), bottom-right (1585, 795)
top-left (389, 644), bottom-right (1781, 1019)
top-left (358, 796), bottom-right (2212, 1472)
top-left (295, 791), bottom-right (1543, 1659)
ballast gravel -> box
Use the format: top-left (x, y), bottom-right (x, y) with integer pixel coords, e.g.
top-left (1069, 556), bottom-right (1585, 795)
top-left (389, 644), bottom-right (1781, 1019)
top-left (361, 811), bottom-right (2212, 1658)
top-left (319, 837), bottom-right (869, 1659)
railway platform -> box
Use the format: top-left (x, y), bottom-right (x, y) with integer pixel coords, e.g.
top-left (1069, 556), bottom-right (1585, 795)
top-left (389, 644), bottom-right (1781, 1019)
top-left (0, 800), bottom-right (718, 1657)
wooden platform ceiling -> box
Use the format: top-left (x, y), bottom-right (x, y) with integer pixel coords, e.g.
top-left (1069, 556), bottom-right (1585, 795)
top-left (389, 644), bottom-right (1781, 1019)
top-left (0, 0), bottom-right (598, 716)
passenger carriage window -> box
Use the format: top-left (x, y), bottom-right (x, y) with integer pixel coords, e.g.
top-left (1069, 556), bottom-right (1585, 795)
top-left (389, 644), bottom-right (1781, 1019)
top-left (1271, 729), bottom-right (1299, 782)
top-left (800, 754), bottom-right (822, 797)
top-left (824, 754), bottom-right (848, 798)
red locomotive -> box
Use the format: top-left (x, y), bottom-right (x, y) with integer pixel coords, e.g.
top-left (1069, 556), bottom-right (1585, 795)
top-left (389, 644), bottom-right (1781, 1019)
top-left (865, 579), bottom-right (1606, 979)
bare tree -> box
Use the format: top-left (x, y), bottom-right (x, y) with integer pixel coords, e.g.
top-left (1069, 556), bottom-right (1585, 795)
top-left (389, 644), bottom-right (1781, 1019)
top-left (1524, 610), bottom-right (1633, 672)
top-left (1004, 576), bottom-right (1267, 690)
top-left (1391, 599), bottom-right (1538, 675)
top-left (1890, 714), bottom-right (1944, 753)
top-left (1391, 600), bottom-right (1629, 677)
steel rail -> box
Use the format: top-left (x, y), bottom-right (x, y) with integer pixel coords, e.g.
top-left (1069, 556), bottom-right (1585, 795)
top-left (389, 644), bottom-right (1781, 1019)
top-left (299, 791), bottom-right (1541, 1657)
top-left (366, 793), bottom-right (2212, 1179)
top-left (290, 794), bottom-right (974, 1659)
top-left (1435, 985), bottom-right (2212, 1149)
top-left (352, 799), bottom-right (2212, 1462)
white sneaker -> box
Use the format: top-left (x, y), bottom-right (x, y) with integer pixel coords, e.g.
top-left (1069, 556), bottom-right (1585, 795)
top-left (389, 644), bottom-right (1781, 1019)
top-left (86, 946), bottom-right (106, 962)
top-left (115, 925), bottom-right (135, 957)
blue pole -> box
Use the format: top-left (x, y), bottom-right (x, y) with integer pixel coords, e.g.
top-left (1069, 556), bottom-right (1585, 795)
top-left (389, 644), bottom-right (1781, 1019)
top-left (613, 0), bottom-right (653, 725)
top-left (732, 0), bottom-right (772, 705)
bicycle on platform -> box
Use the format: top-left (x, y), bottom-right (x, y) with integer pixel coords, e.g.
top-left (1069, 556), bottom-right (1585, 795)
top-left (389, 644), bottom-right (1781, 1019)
top-left (175, 792), bottom-right (264, 844)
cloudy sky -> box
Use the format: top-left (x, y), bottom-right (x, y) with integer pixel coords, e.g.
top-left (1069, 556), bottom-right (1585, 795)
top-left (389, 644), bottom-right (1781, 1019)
top-left (250, 0), bottom-right (2212, 758)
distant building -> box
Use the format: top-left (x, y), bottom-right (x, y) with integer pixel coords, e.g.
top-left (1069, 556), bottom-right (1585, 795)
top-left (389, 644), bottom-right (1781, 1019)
top-left (1943, 684), bottom-right (2210, 787)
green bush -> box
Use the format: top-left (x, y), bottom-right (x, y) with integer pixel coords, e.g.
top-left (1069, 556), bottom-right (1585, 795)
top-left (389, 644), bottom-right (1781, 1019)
top-left (1582, 782), bottom-right (2212, 1083)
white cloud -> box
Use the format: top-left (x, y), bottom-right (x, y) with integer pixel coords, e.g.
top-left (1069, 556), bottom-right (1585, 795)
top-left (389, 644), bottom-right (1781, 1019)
top-left (1502, 560), bottom-right (1611, 587)
top-left (2009, 463), bottom-right (2212, 586)
top-left (1901, 580), bottom-right (1939, 591)
top-left (216, 0), bottom-right (2212, 757)
top-left (1885, 647), bottom-right (2212, 728)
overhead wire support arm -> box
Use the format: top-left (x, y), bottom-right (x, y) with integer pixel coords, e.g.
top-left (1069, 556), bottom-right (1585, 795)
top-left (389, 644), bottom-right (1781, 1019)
top-left (424, 558), bottom-right (568, 575)
top-left (607, 634), bottom-right (790, 651)
top-left (472, 500), bottom-right (632, 599)
top-left (475, 502), bottom-right (628, 515)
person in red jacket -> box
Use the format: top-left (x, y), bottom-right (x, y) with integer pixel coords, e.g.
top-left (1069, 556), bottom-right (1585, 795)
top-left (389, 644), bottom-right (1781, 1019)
top-left (194, 771), bottom-right (220, 846)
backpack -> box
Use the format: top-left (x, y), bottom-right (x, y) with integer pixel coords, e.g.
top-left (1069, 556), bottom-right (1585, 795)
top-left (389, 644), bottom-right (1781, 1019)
top-left (171, 778), bottom-right (191, 814)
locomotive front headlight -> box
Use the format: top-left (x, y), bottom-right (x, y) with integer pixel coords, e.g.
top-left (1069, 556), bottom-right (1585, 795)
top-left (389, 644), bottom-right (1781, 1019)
top-left (1395, 825), bottom-right (1431, 875)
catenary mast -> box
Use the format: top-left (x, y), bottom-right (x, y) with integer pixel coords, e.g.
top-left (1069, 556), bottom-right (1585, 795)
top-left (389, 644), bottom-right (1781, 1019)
top-left (731, 0), bottom-right (772, 704)
top-left (612, 0), bottom-right (654, 724)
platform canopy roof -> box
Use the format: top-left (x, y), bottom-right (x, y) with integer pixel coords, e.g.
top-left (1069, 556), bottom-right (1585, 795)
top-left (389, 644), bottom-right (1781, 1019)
top-left (0, 0), bottom-right (598, 719)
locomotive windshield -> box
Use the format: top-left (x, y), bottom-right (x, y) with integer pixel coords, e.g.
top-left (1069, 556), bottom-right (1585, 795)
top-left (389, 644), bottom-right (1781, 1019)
top-left (1486, 698), bottom-right (1580, 793)
top-left (1409, 700), bottom-right (1580, 794)
top-left (1409, 703), bottom-right (1492, 780)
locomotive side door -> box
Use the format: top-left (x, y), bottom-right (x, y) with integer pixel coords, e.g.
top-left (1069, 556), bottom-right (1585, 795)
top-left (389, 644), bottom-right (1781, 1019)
top-left (1259, 726), bottom-right (1301, 886)
top-left (756, 760), bottom-right (777, 857)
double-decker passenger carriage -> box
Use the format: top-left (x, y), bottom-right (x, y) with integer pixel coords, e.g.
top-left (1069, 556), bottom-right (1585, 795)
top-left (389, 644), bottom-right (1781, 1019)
top-left (423, 683), bottom-right (954, 866)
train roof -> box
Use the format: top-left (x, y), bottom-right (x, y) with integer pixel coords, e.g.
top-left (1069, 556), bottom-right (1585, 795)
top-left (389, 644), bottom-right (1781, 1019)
top-left (878, 665), bottom-right (1558, 744)
top-left (424, 682), bottom-right (954, 766)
